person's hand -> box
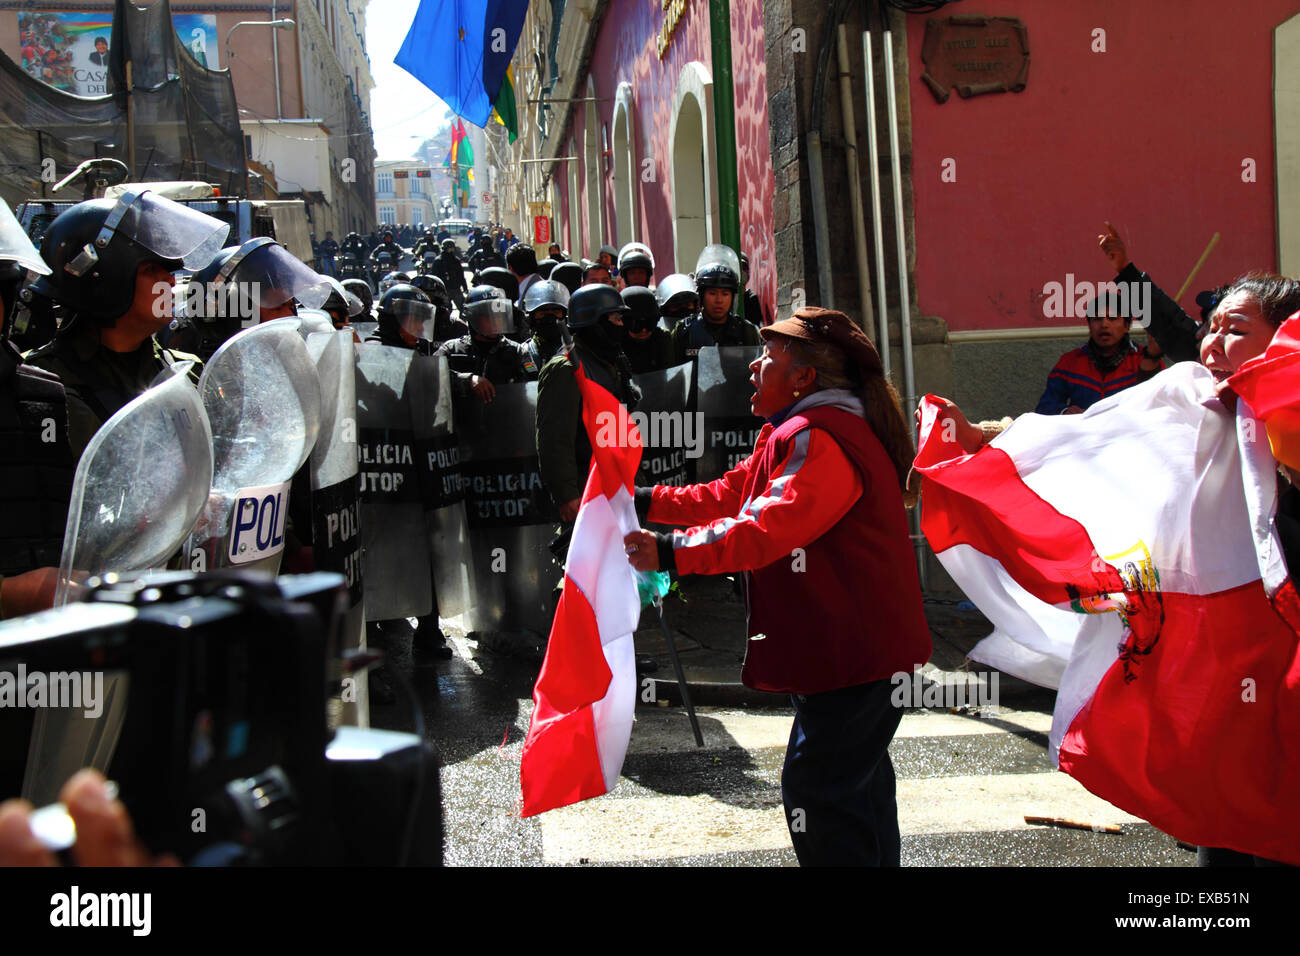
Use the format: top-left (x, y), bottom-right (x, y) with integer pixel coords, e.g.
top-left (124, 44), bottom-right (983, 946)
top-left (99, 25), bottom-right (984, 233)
top-left (920, 397), bottom-right (984, 454)
top-left (1063, 405), bottom-right (1085, 415)
top-left (559, 498), bottom-right (581, 523)
top-left (1098, 221), bottom-right (1130, 274)
top-left (470, 374), bottom-right (496, 403)
top-left (1215, 379), bottom-right (1239, 413)
top-left (624, 530), bottom-right (659, 572)
top-left (0, 566), bottom-right (59, 619)
top-left (0, 769), bottom-right (178, 867)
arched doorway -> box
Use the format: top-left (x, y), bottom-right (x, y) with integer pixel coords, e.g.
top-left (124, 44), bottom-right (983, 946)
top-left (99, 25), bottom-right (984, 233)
top-left (670, 62), bottom-right (717, 273)
top-left (613, 82), bottom-right (637, 246)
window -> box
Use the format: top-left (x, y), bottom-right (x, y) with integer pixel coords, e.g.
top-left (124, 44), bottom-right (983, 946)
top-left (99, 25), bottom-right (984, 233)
top-left (378, 172), bottom-right (393, 194)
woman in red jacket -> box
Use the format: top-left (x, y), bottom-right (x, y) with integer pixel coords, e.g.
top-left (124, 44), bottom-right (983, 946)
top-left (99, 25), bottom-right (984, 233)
top-left (624, 307), bottom-right (931, 866)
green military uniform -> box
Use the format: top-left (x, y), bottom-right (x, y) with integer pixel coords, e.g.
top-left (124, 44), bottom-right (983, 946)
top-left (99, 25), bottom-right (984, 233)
top-left (669, 311), bottom-right (762, 365)
top-left (26, 324), bottom-right (201, 464)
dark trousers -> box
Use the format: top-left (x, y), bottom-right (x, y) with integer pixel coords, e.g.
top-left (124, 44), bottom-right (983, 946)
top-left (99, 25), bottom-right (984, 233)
top-left (781, 678), bottom-right (903, 866)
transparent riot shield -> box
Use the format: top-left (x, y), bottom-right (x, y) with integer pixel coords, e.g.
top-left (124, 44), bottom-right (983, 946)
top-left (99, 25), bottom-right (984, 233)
top-left (454, 381), bottom-right (557, 636)
top-left (694, 346), bottom-right (762, 483)
top-left (410, 353), bottom-right (473, 618)
top-left (354, 343), bottom-right (433, 620)
top-left (26, 364), bottom-right (213, 804)
top-left (307, 330), bottom-right (368, 725)
top-left (632, 362), bottom-right (694, 489)
top-left (187, 319), bottom-right (322, 576)
top-left (351, 321), bottom-right (378, 342)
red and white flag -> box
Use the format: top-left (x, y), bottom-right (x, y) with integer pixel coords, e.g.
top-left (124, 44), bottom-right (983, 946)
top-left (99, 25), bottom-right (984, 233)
top-left (520, 363), bottom-right (642, 817)
top-left (915, 362), bottom-right (1300, 862)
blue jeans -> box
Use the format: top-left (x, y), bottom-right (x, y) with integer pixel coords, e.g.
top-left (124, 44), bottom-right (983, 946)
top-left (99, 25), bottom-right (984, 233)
top-left (781, 678), bottom-right (903, 866)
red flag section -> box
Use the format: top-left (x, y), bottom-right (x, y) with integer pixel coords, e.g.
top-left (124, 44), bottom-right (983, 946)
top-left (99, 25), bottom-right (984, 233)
top-left (519, 361), bottom-right (642, 817)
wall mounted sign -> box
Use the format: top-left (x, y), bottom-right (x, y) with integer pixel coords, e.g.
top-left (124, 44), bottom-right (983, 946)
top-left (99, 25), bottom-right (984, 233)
top-left (921, 15), bottom-right (1029, 104)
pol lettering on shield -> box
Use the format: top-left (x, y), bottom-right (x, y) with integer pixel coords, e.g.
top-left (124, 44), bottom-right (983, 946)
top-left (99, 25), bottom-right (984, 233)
top-left (227, 480), bottom-right (292, 564)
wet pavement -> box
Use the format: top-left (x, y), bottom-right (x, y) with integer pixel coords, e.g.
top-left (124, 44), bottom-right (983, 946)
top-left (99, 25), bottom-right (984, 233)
top-left (367, 595), bottom-right (1195, 867)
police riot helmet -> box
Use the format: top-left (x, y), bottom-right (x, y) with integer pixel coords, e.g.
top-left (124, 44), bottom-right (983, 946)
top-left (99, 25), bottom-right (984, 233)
top-left (29, 190), bottom-right (228, 324)
top-left (617, 242), bottom-right (655, 279)
top-left (323, 275), bottom-right (364, 318)
top-left (378, 270), bottom-right (403, 295)
top-left (655, 273), bottom-right (700, 317)
top-left (550, 261), bottom-right (582, 294)
top-left (597, 244), bottom-right (618, 265)
top-left (409, 273), bottom-right (450, 312)
top-left (441, 238), bottom-right (457, 254)
top-left (191, 237), bottom-right (333, 313)
top-left (462, 284), bottom-right (516, 338)
top-left (693, 243), bottom-right (741, 294)
top-left (568, 282), bottom-right (629, 330)
top-left (523, 279), bottom-right (570, 318)
top-left (0, 201), bottom-right (51, 338)
top-left (537, 258), bottom-right (557, 279)
top-left (476, 265), bottom-right (519, 302)
top-left (377, 284), bottom-right (435, 343)
top-left (621, 286), bottom-right (658, 334)
top-left (341, 277), bottom-right (372, 315)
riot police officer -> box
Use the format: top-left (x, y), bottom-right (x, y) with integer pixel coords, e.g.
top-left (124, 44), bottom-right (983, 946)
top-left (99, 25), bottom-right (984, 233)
top-left (435, 238), bottom-right (467, 312)
top-left (537, 258), bottom-right (557, 280)
top-left (522, 279), bottom-right (570, 370)
top-left (408, 273), bottom-right (468, 344)
top-left (468, 235), bottom-right (504, 274)
top-left (434, 284), bottom-right (536, 403)
top-left (669, 244), bottom-right (761, 364)
top-left (617, 241), bottom-right (654, 290)
top-left (655, 273), bottom-right (700, 331)
top-left (476, 265), bottom-right (526, 341)
top-left (321, 276), bottom-right (365, 334)
top-left (178, 237), bottom-right (334, 360)
top-left (365, 284), bottom-right (436, 353)
top-left (368, 230), bottom-right (404, 287)
top-left (536, 283), bottom-right (639, 524)
top-left (24, 190), bottom-right (229, 461)
top-left (342, 277), bottom-right (373, 318)
top-left (621, 286), bottom-right (673, 374)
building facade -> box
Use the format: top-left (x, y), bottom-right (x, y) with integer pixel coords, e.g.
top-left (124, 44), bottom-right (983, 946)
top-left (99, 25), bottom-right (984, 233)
top-left (374, 159), bottom-right (436, 228)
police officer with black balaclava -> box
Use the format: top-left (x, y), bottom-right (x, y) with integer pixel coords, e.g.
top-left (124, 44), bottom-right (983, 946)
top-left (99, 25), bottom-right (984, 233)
top-left (654, 273), bottom-right (700, 331)
top-left (24, 189), bottom-right (229, 462)
top-left (536, 283), bottom-right (640, 525)
top-left (434, 284), bottom-right (536, 402)
top-left (522, 279), bottom-right (570, 369)
top-left (342, 277), bottom-right (374, 319)
top-left (409, 273), bottom-right (468, 344)
top-left (365, 284), bottom-right (436, 353)
top-left (621, 285), bottom-right (673, 374)
top-left (669, 244), bottom-right (761, 364)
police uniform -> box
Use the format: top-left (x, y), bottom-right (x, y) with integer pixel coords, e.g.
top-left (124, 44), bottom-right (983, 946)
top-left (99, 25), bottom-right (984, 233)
top-left (623, 326), bottom-right (674, 374)
top-left (26, 323), bottom-right (201, 463)
top-left (669, 311), bottom-right (762, 365)
top-left (434, 333), bottom-right (537, 396)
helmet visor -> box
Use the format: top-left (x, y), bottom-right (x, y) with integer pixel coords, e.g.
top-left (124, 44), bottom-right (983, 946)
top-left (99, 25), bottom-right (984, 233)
top-left (217, 239), bottom-right (333, 310)
top-left (0, 202), bottom-right (50, 275)
top-left (694, 243), bottom-right (741, 279)
top-left (389, 297), bottom-right (435, 340)
top-left (112, 190), bottom-right (230, 268)
top-left (468, 299), bottom-right (517, 337)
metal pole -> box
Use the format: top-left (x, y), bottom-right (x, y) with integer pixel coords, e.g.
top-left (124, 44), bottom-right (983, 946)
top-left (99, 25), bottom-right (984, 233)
top-left (708, 0), bottom-right (741, 253)
top-left (836, 24), bottom-right (874, 334)
top-left (272, 0), bottom-right (282, 120)
top-left (654, 600), bottom-right (704, 748)
top-left (806, 130), bottom-right (834, 309)
top-left (125, 60), bottom-right (135, 178)
top-left (862, 28), bottom-right (891, 379)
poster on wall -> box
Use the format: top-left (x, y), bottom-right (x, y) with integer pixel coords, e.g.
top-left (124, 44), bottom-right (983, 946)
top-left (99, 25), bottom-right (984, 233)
top-left (17, 11), bottom-right (220, 96)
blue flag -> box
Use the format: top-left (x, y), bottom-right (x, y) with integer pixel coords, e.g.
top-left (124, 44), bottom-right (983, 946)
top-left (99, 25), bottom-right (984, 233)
top-left (395, 0), bottom-right (529, 127)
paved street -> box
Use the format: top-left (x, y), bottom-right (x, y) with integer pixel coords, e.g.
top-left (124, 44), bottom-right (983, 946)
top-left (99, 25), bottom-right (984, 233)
top-left (372, 619), bottom-right (1196, 867)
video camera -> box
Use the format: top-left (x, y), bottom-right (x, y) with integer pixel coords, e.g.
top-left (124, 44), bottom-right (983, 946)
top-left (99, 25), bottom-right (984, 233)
top-left (0, 570), bottom-right (441, 866)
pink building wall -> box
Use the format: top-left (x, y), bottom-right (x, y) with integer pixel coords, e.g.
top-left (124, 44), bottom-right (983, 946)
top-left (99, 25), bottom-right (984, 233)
top-left (553, 0), bottom-right (776, 320)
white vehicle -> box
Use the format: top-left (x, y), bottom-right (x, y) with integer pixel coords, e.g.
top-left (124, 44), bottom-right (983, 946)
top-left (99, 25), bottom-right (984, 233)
top-left (438, 218), bottom-right (473, 253)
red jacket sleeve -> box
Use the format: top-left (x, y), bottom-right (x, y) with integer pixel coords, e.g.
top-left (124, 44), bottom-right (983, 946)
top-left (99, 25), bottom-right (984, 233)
top-left (667, 427), bottom-right (863, 576)
top-left (647, 451), bottom-right (756, 527)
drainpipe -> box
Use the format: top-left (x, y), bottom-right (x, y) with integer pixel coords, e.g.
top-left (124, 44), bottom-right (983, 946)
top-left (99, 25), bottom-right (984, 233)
top-left (708, 0), bottom-right (741, 253)
top-left (836, 23), bottom-right (874, 334)
top-left (862, 26), bottom-right (890, 378)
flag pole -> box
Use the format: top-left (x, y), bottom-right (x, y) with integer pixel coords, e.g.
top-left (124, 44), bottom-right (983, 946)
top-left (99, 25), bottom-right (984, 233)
top-left (653, 597), bottom-right (705, 748)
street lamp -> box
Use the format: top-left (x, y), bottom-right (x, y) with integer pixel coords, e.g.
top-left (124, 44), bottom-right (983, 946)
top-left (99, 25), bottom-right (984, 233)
top-left (225, 18), bottom-right (296, 120)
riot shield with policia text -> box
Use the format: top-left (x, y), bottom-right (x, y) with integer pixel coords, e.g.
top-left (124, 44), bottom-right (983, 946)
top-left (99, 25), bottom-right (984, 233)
top-left (452, 381), bottom-right (558, 637)
top-left (354, 343), bottom-right (433, 620)
top-left (186, 319), bottom-right (322, 577)
top-left (631, 361), bottom-right (694, 489)
top-left (693, 346), bottom-right (762, 483)
top-left (306, 328), bottom-right (368, 725)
